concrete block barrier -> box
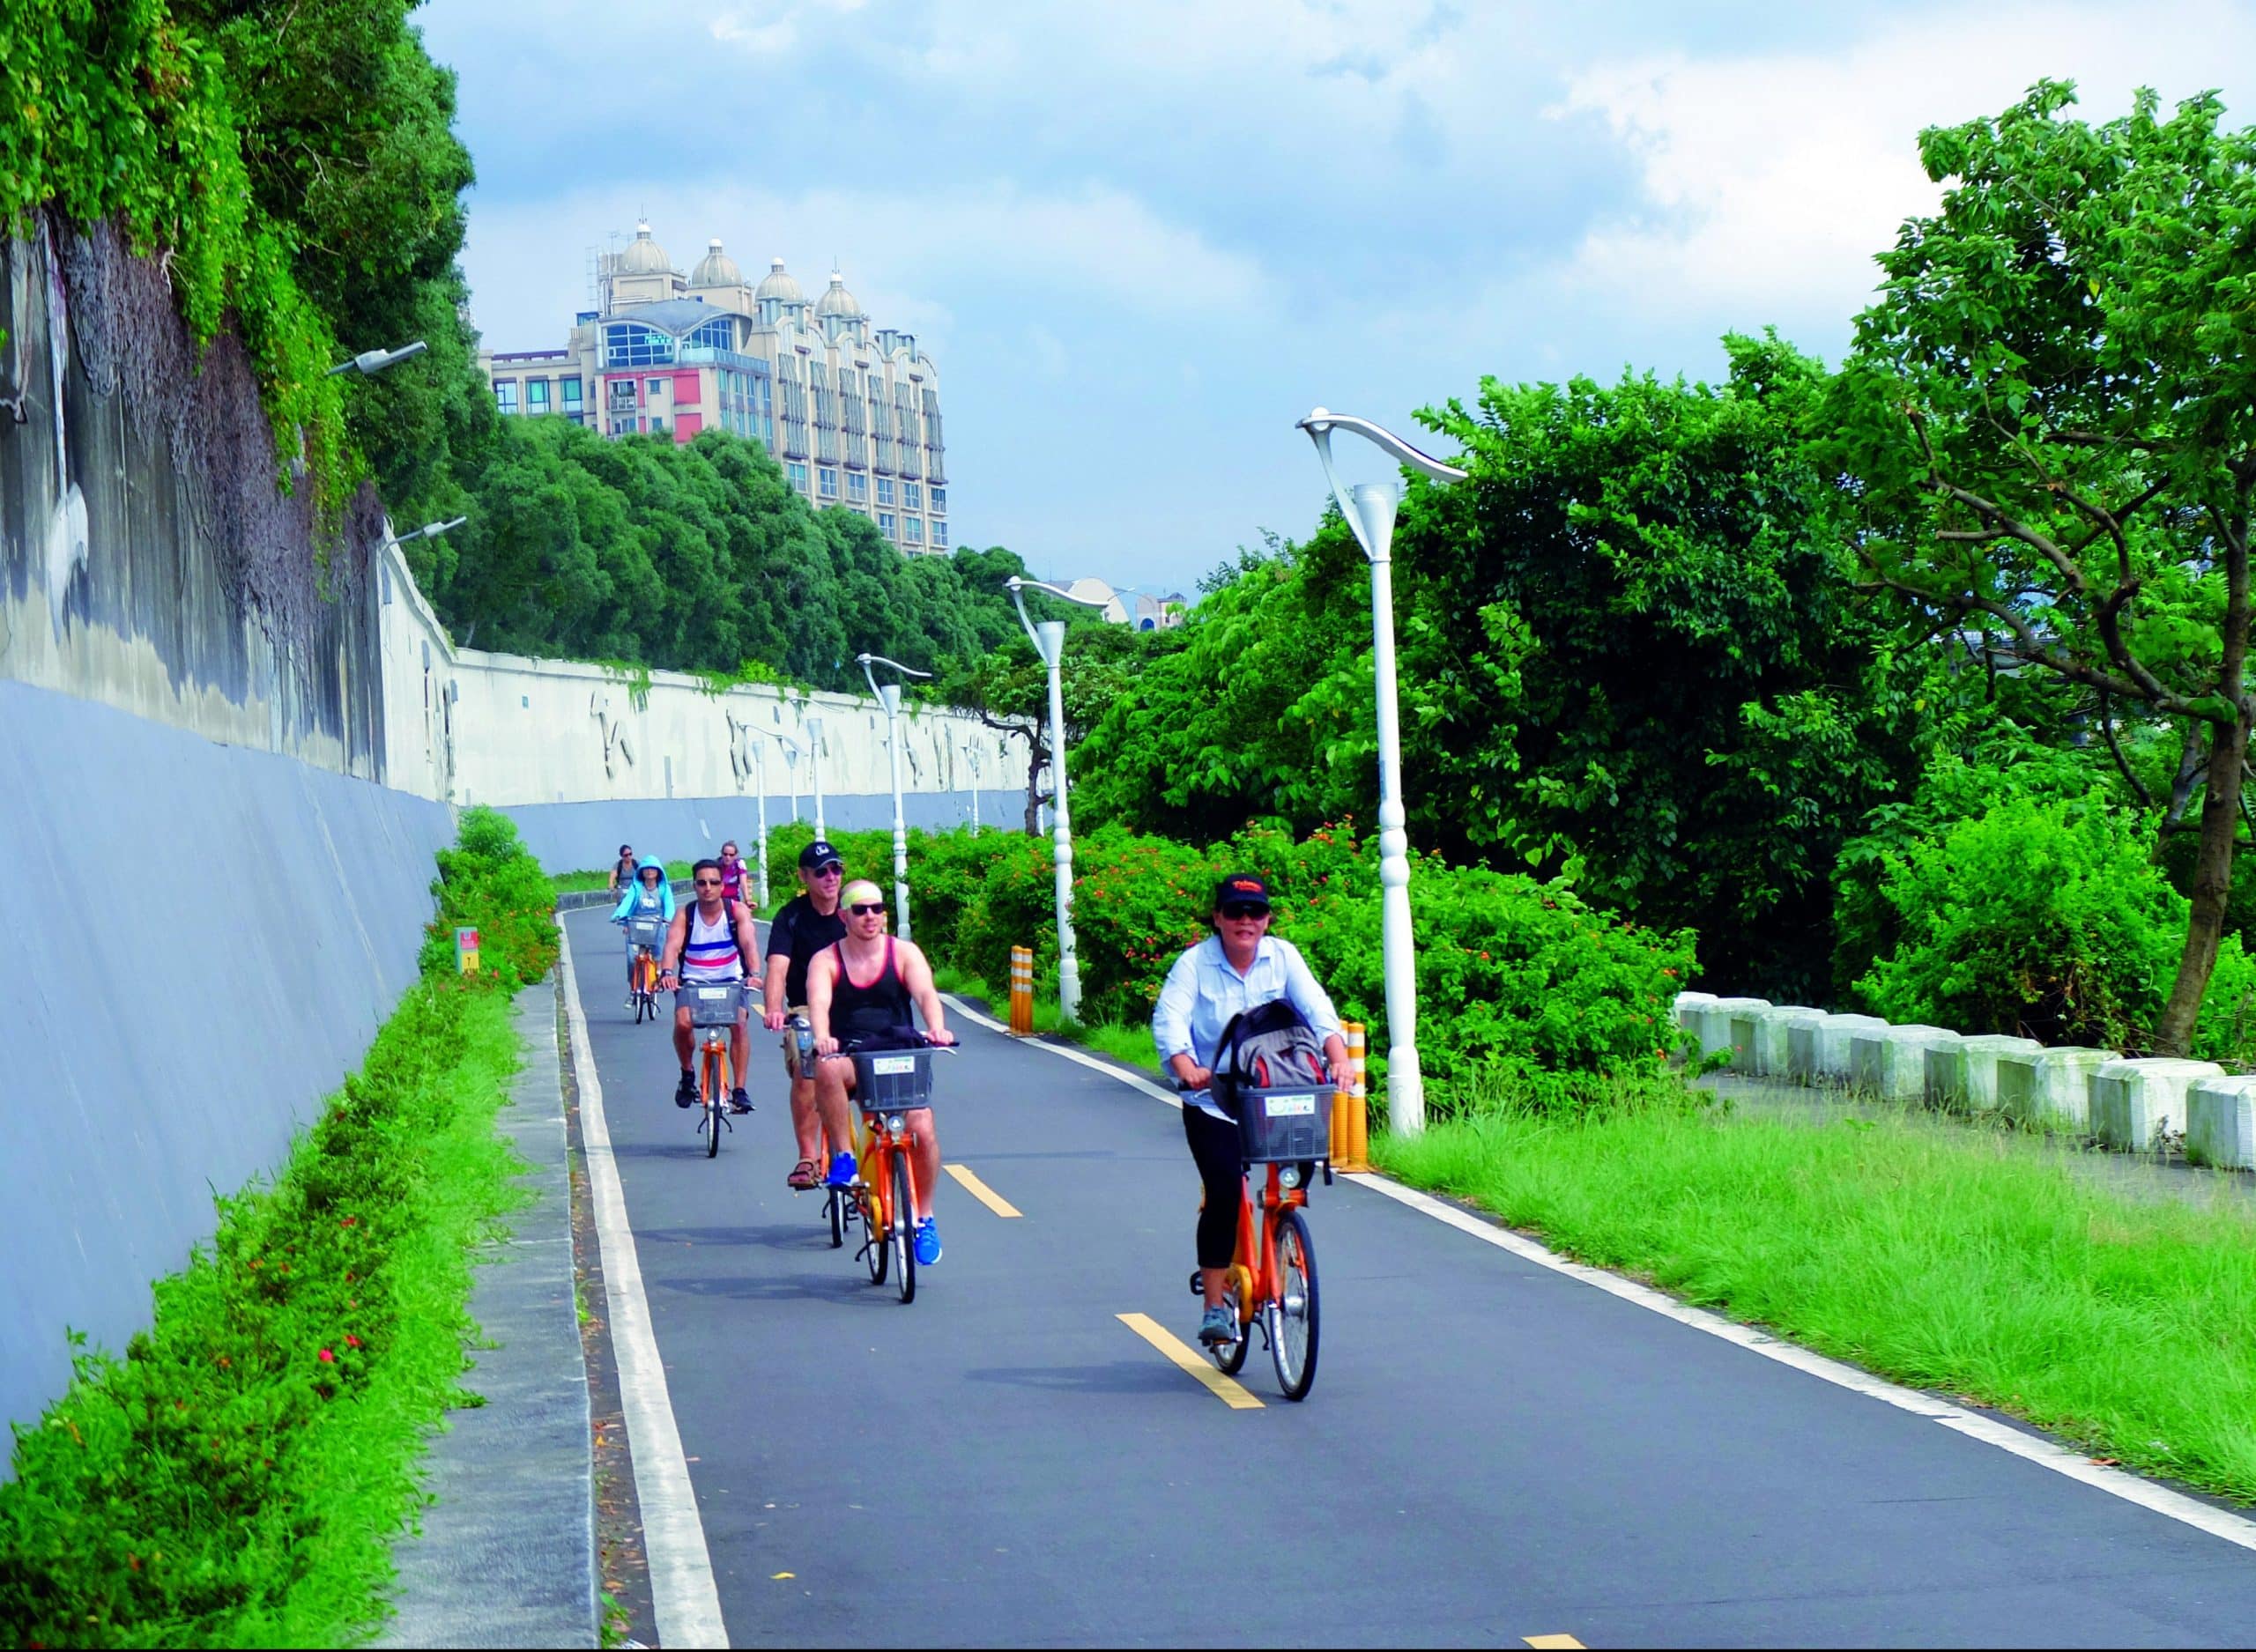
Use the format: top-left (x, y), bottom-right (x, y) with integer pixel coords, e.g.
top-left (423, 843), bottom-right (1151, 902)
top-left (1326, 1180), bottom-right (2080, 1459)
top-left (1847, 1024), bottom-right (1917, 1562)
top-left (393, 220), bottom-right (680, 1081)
top-left (1850, 1025), bottom-right (1961, 1100)
top-left (2089, 1057), bottom-right (2223, 1152)
top-left (2187, 1076), bottom-right (2256, 1170)
top-left (1926, 1033), bottom-right (2043, 1113)
top-left (1673, 992), bottom-right (1718, 1033)
top-left (1994, 1047), bottom-right (2119, 1130)
top-left (1807, 1014), bottom-right (1887, 1084)
top-left (1705, 996), bottom-right (1772, 1064)
top-left (1752, 1007), bottom-right (1826, 1078)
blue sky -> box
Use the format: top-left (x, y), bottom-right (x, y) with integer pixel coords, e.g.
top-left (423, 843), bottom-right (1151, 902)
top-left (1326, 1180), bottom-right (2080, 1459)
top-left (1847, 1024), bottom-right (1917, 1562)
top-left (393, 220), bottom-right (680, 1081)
top-left (419, 0), bottom-right (2253, 597)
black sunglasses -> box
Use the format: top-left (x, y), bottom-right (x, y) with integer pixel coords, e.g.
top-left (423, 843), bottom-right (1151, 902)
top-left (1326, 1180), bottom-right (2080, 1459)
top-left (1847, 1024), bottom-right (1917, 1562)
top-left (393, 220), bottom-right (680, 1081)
top-left (694, 877), bottom-right (724, 887)
top-left (848, 902), bottom-right (885, 916)
top-left (809, 863), bottom-right (843, 877)
top-left (1220, 902), bottom-right (1269, 921)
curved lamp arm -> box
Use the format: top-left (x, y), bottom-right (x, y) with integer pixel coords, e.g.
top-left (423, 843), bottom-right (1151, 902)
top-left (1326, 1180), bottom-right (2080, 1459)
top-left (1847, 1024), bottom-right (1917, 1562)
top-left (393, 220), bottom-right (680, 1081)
top-left (1296, 408), bottom-right (1466, 562)
top-left (384, 515), bottom-right (466, 552)
top-left (1006, 574), bottom-right (1128, 651)
top-left (857, 651), bottom-right (935, 702)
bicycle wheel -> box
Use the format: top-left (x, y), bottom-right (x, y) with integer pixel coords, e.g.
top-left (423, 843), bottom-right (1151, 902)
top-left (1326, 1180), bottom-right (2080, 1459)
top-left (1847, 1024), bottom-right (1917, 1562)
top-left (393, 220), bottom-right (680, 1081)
top-left (703, 1053), bottom-right (722, 1159)
top-left (892, 1152), bottom-right (916, 1305)
top-left (860, 1150), bottom-right (889, 1285)
top-left (1213, 1271), bottom-right (1250, 1375)
top-left (1268, 1209), bottom-right (1319, 1401)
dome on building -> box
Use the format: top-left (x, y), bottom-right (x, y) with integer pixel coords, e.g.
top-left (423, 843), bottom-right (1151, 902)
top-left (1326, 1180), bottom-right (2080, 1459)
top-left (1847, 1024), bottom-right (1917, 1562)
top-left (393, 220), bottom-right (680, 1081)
top-left (814, 270), bottom-right (865, 319)
top-left (617, 221), bottom-right (673, 275)
top-left (689, 238), bottom-right (743, 287)
top-left (755, 257), bottom-right (804, 302)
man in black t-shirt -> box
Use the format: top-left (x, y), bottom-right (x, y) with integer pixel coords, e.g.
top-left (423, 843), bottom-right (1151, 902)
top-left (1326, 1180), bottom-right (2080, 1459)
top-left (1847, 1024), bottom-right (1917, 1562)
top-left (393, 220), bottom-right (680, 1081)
top-left (761, 838), bottom-right (850, 1189)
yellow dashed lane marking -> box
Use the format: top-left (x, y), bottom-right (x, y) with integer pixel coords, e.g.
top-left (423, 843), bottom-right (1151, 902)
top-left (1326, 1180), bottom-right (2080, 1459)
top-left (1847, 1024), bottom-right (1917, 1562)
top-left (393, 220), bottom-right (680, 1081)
top-left (1523, 1636), bottom-right (1585, 1648)
top-left (1117, 1312), bottom-right (1264, 1410)
top-left (944, 1163), bottom-right (1021, 1219)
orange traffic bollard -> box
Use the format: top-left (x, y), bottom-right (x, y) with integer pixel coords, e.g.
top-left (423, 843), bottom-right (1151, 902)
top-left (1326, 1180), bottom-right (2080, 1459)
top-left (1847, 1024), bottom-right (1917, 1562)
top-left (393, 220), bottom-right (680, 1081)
top-left (1009, 945), bottom-right (1035, 1036)
top-left (1334, 1021), bottom-right (1370, 1172)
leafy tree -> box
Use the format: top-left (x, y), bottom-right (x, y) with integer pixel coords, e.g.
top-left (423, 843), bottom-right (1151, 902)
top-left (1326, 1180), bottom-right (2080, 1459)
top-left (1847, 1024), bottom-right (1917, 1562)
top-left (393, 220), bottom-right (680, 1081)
top-left (1837, 81), bottom-right (2256, 1054)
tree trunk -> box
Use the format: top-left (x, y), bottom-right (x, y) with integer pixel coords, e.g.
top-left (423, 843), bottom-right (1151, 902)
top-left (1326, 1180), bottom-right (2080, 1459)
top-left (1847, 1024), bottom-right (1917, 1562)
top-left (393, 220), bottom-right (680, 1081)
top-left (2154, 715), bottom-right (2250, 1053)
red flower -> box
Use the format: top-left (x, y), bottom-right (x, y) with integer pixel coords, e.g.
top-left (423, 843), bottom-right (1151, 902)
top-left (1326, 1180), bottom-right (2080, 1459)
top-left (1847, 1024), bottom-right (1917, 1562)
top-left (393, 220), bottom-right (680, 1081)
top-left (340, 1217), bottom-right (357, 1226)
top-left (318, 1348), bottom-right (337, 1364)
top-left (345, 1334), bottom-right (362, 1349)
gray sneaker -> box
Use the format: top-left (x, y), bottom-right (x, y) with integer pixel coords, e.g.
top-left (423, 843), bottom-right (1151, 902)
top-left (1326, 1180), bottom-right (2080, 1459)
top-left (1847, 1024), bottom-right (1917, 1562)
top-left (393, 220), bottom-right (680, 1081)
top-left (1198, 1303), bottom-right (1238, 1346)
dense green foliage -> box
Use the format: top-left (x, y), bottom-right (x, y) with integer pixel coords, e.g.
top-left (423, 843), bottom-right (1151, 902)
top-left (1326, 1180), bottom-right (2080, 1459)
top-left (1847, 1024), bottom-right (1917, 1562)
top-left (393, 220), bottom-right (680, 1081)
top-left (2, 0), bottom-right (481, 517)
top-left (0, 815), bottom-right (553, 1643)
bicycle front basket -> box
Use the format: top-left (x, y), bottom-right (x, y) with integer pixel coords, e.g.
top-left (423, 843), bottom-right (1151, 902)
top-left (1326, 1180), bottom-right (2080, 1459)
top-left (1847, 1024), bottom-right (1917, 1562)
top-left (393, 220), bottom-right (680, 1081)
top-left (681, 982), bottom-right (744, 1027)
top-left (1236, 1083), bottom-right (1332, 1164)
top-left (627, 917), bottom-right (665, 949)
top-left (850, 1047), bottom-right (935, 1110)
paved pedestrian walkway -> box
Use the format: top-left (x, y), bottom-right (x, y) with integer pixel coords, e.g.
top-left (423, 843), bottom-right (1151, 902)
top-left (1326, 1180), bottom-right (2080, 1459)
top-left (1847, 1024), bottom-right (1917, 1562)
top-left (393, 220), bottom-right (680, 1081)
top-left (381, 985), bottom-right (598, 1649)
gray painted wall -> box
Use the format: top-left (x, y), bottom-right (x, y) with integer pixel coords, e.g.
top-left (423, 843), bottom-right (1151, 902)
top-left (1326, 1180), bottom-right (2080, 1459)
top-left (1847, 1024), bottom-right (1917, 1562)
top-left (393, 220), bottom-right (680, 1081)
top-left (0, 681), bottom-right (451, 1434)
top-left (501, 788), bottom-right (1020, 875)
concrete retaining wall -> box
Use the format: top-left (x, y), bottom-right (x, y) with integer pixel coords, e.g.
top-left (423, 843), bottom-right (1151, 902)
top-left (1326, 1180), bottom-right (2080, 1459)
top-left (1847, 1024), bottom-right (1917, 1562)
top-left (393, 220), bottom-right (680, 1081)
top-left (0, 680), bottom-right (451, 1434)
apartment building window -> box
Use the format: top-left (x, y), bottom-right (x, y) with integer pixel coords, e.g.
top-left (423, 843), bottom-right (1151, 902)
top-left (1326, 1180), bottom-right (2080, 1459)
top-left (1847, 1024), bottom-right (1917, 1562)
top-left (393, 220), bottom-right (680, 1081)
top-left (604, 322), bottom-right (676, 367)
top-left (608, 378), bottom-right (640, 409)
top-left (646, 377), bottom-right (667, 400)
top-left (818, 467), bottom-right (839, 500)
top-left (846, 473), bottom-right (868, 503)
top-left (611, 418), bottom-right (634, 435)
top-left (561, 377), bottom-right (583, 412)
top-left (526, 380), bottom-right (549, 412)
top-left (931, 521), bottom-right (949, 548)
top-left (494, 380), bottom-right (518, 412)
top-left (876, 478), bottom-right (894, 507)
top-left (902, 482), bottom-right (922, 511)
top-left (788, 462), bottom-right (810, 491)
top-left (931, 486), bottom-right (946, 514)
top-left (878, 511), bottom-right (897, 537)
top-left (904, 517), bottom-right (924, 545)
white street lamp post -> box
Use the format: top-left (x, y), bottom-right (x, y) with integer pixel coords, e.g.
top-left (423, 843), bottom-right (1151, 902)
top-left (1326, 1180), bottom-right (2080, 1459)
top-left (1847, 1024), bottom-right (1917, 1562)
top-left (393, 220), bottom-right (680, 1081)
top-left (965, 741), bottom-right (983, 838)
top-left (382, 515), bottom-right (465, 552)
top-left (805, 715), bottom-right (827, 841)
top-left (1296, 409), bottom-right (1467, 1137)
top-left (857, 653), bottom-right (935, 940)
top-left (748, 740), bottom-right (771, 910)
top-left (1006, 576), bottom-right (1120, 1022)
top-left (330, 339), bottom-right (428, 377)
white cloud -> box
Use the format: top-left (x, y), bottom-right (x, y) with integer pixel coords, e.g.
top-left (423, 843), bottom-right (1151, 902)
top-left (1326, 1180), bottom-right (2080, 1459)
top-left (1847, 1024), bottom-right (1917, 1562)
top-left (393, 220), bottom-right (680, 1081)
top-left (1547, 0), bottom-right (2256, 335)
top-left (710, 12), bottom-right (798, 54)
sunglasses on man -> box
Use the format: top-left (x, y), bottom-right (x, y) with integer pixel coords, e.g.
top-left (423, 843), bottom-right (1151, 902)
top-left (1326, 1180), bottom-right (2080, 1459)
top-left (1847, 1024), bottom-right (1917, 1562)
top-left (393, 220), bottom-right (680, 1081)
top-left (694, 877), bottom-right (724, 888)
top-left (1220, 902), bottom-right (1270, 922)
top-left (848, 902), bottom-right (885, 917)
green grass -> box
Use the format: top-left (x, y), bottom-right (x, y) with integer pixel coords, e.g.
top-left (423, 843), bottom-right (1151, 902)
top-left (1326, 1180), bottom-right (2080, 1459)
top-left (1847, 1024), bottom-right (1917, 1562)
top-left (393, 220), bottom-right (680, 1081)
top-left (1377, 1097), bottom-right (2256, 1502)
top-left (931, 964), bottom-right (1161, 1075)
top-left (552, 869), bottom-right (614, 894)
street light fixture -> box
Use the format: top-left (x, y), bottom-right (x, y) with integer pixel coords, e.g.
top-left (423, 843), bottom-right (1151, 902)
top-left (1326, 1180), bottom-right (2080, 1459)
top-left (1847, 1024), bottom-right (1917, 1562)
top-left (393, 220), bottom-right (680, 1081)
top-left (384, 515), bottom-right (466, 551)
top-left (330, 340), bottom-right (428, 377)
top-left (1006, 575), bottom-right (1121, 1021)
top-left (857, 652), bottom-right (935, 939)
top-left (804, 715), bottom-right (827, 841)
top-left (743, 736), bottom-right (773, 911)
top-left (964, 738), bottom-right (983, 838)
top-left (1296, 407), bottom-right (1467, 1137)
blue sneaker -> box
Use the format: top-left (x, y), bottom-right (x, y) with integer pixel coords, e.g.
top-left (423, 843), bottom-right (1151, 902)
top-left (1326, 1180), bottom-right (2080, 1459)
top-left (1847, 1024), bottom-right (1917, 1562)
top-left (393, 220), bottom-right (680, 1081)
top-left (825, 1150), bottom-right (857, 1188)
top-left (914, 1218), bottom-right (942, 1266)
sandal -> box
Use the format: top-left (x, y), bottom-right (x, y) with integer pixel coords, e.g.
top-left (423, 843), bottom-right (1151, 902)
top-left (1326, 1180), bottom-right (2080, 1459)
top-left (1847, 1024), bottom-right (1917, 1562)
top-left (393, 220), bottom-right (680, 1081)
top-left (786, 1159), bottom-right (820, 1190)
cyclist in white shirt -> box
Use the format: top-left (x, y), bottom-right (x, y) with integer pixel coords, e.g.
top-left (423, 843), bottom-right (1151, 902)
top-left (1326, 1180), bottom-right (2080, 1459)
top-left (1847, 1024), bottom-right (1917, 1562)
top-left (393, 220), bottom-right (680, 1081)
top-left (658, 857), bottom-right (761, 1114)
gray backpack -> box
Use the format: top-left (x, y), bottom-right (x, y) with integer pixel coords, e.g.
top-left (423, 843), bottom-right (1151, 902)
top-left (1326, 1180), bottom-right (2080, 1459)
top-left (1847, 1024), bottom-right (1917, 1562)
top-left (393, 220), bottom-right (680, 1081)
top-left (1213, 998), bottom-right (1327, 1116)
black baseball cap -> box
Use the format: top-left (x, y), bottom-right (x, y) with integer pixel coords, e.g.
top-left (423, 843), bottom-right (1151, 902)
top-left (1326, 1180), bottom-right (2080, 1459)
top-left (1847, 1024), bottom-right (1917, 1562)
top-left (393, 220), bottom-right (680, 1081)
top-left (1214, 873), bottom-right (1272, 910)
top-left (798, 839), bottom-right (844, 871)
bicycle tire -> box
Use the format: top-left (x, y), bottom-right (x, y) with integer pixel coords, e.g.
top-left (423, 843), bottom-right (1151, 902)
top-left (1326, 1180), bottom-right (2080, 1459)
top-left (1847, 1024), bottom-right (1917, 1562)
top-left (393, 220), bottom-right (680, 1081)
top-left (703, 1052), bottom-right (722, 1159)
top-left (893, 1151), bottom-right (916, 1304)
top-left (1214, 1278), bottom-right (1250, 1374)
top-left (1269, 1209), bottom-right (1319, 1401)
top-left (861, 1150), bottom-right (888, 1285)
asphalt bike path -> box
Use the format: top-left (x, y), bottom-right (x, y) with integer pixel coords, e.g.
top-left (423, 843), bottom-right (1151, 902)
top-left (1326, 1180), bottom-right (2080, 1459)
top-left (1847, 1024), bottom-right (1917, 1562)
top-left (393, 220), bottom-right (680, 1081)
top-left (563, 907), bottom-right (2256, 1648)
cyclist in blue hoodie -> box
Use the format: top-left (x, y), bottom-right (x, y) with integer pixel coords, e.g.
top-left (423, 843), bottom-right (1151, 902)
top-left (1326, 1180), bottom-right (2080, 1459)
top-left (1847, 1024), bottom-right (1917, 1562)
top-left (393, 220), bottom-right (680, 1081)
top-left (612, 856), bottom-right (676, 1000)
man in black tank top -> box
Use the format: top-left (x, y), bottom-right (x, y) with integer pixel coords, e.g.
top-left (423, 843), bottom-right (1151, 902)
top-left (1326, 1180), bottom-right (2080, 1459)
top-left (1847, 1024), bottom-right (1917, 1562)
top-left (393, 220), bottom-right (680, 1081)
top-left (807, 879), bottom-right (957, 1264)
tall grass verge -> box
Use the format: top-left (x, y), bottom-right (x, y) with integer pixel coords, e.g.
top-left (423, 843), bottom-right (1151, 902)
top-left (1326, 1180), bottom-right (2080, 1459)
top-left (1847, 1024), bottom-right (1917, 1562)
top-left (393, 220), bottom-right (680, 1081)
top-left (0, 808), bottom-right (555, 1644)
top-left (1377, 1100), bottom-right (2256, 1501)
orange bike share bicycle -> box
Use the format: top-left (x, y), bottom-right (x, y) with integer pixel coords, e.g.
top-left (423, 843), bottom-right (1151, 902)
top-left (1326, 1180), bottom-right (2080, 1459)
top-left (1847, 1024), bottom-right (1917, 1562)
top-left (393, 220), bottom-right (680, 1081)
top-left (844, 1042), bottom-right (950, 1304)
top-left (680, 980), bottom-right (746, 1159)
top-left (625, 917), bottom-right (665, 1024)
top-left (1187, 1078), bottom-right (1330, 1401)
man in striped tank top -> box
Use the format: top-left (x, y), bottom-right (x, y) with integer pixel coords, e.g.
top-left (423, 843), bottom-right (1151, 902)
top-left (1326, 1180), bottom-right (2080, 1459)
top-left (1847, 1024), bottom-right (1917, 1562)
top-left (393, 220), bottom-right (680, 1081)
top-left (658, 857), bottom-right (763, 1113)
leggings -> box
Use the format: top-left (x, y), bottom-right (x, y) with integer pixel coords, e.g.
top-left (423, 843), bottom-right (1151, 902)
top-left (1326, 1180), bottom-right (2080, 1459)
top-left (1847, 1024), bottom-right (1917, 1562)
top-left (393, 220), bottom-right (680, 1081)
top-left (1183, 1104), bottom-right (1244, 1270)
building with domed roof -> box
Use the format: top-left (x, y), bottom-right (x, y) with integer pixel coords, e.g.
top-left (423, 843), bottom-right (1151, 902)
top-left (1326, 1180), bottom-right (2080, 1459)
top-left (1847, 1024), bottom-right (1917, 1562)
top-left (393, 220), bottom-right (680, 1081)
top-left (476, 222), bottom-right (951, 553)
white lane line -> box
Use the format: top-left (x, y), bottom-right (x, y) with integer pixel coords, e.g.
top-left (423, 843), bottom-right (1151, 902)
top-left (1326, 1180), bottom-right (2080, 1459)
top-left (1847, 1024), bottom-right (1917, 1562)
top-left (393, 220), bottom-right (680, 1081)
top-left (971, 996), bottom-right (2256, 1558)
top-left (556, 921), bottom-right (731, 1648)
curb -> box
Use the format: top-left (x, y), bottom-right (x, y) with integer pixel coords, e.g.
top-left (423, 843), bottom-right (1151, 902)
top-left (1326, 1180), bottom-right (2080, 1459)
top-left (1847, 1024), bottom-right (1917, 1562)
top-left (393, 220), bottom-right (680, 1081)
top-left (380, 984), bottom-right (599, 1648)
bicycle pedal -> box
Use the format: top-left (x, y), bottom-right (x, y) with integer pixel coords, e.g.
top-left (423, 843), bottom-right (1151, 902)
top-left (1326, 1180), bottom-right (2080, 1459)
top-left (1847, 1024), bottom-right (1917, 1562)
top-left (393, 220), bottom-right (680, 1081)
top-left (1187, 1270), bottom-right (1205, 1297)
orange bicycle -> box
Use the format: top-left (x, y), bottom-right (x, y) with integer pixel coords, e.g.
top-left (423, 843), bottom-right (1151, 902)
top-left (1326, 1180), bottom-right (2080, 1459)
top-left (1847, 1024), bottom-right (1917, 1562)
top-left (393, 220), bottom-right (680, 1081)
top-left (1185, 1082), bottom-right (1329, 1401)
top-left (624, 917), bottom-right (665, 1024)
top-left (679, 980), bottom-right (746, 1159)
top-left (847, 1044), bottom-right (949, 1304)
